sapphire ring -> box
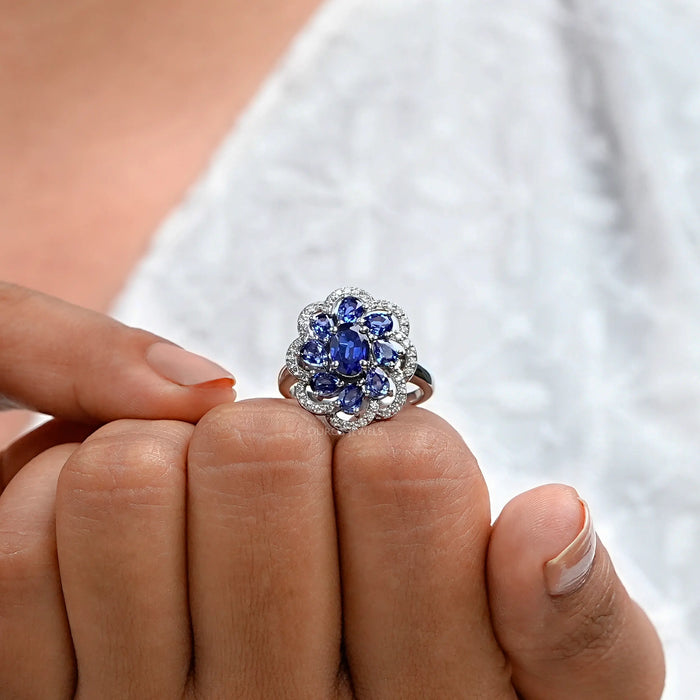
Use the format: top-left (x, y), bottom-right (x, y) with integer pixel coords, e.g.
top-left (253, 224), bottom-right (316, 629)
top-left (278, 287), bottom-right (433, 433)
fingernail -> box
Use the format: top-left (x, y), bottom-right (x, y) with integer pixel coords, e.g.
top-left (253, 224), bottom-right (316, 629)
top-left (146, 342), bottom-right (235, 387)
top-left (188, 377), bottom-right (237, 393)
top-left (544, 498), bottom-right (597, 596)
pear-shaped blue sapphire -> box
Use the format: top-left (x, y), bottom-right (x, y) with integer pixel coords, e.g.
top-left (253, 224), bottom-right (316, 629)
top-left (339, 385), bottom-right (363, 414)
top-left (310, 313), bottom-right (333, 341)
top-left (373, 340), bottom-right (399, 367)
top-left (310, 372), bottom-right (341, 397)
top-left (365, 368), bottom-right (390, 398)
top-left (300, 339), bottom-right (327, 368)
top-left (329, 324), bottom-right (369, 376)
top-left (336, 296), bottom-right (364, 323)
top-left (365, 312), bottom-right (393, 337)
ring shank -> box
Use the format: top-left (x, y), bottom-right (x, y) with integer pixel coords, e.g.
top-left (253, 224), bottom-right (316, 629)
top-left (278, 364), bottom-right (433, 406)
top-left (406, 364), bottom-right (433, 405)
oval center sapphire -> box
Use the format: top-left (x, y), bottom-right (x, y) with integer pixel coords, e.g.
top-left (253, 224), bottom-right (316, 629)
top-left (329, 324), bottom-right (369, 376)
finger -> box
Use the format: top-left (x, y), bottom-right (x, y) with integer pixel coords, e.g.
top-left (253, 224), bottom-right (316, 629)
top-left (0, 281), bottom-right (236, 423)
top-left (487, 484), bottom-right (665, 700)
top-left (187, 399), bottom-right (343, 698)
top-left (1, 419), bottom-right (96, 492)
top-left (0, 410), bottom-right (34, 450)
top-left (333, 407), bottom-right (514, 699)
top-left (56, 419), bottom-right (193, 698)
top-left (0, 443), bottom-right (78, 698)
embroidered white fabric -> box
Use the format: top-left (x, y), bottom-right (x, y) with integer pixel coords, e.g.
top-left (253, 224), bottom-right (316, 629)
top-left (112, 1), bottom-right (700, 694)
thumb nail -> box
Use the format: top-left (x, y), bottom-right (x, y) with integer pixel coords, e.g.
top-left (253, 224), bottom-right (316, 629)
top-left (544, 498), bottom-right (597, 596)
top-left (146, 341), bottom-right (235, 387)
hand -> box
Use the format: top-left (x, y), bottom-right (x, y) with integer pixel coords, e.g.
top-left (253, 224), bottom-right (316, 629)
top-left (0, 280), bottom-right (236, 472)
top-left (0, 400), bottom-right (665, 698)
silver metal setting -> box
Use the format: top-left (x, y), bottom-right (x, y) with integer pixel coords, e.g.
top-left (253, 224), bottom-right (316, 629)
top-left (278, 287), bottom-right (433, 433)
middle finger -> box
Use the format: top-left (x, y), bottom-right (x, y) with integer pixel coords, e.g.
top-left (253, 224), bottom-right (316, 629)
top-left (186, 399), bottom-right (343, 698)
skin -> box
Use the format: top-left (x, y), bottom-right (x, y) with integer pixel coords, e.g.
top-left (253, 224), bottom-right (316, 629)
top-left (0, 0), bottom-right (325, 310)
top-left (0, 0), bottom-right (324, 446)
top-left (0, 0), bottom-right (666, 694)
top-left (0, 397), bottom-right (665, 698)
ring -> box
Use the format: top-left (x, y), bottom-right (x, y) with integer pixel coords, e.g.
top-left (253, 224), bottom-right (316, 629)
top-left (278, 287), bottom-right (433, 433)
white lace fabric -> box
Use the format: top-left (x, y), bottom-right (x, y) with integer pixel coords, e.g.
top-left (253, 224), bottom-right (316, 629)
top-left (112, 1), bottom-right (700, 694)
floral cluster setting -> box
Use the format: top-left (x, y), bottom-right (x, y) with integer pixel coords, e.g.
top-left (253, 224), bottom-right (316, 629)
top-left (284, 287), bottom-right (418, 432)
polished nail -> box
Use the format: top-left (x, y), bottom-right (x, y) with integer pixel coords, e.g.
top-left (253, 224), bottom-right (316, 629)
top-left (189, 377), bottom-right (237, 394)
top-left (544, 498), bottom-right (597, 596)
top-left (146, 341), bottom-right (235, 387)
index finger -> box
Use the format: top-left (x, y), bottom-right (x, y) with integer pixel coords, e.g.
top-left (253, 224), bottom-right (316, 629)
top-left (0, 282), bottom-right (236, 424)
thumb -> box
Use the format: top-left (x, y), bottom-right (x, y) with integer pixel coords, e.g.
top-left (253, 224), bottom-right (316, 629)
top-left (0, 282), bottom-right (236, 423)
top-left (487, 484), bottom-right (665, 700)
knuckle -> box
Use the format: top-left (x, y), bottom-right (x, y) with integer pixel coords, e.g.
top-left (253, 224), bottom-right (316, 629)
top-left (57, 419), bottom-right (191, 514)
top-left (189, 400), bottom-right (332, 510)
top-left (0, 444), bottom-right (72, 592)
top-left (0, 530), bottom-right (41, 589)
top-left (192, 399), bottom-right (331, 474)
top-left (335, 412), bottom-right (491, 553)
top-left (338, 411), bottom-right (486, 510)
top-left (0, 519), bottom-right (51, 604)
top-left (550, 559), bottom-right (624, 661)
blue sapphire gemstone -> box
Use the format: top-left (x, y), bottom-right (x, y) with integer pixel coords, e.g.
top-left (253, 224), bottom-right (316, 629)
top-left (339, 384), bottom-right (363, 414)
top-left (336, 296), bottom-right (365, 323)
top-left (300, 339), bottom-right (327, 368)
top-left (365, 312), bottom-right (393, 337)
top-left (365, 368), bottom-right (390, 398)
top-left (310, 372), bottom-right (341, 397)
top-left (373, 340), bottom-right (399, 367)
top-left (310, 313), bottom-right (333, 341)
top-left (329, 324), bottom-right (369, 376)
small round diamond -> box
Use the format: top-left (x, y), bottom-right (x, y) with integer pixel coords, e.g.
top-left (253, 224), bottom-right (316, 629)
top-left (365, 368), bottom-right (390, 398)
top-left (339, 385), bottom-right (363, 414)
top-left (337, 296), bottom-right (365, 323)
top-left (310, 372), bottom-right (341, 397)
top-left (373, 340), bottom-right (399, 367)
top-left (310, 313), bottom-right (333, 340)
top-left (364, 312), bottom-right (393, 337)
top-left (300, 339), bottom-right (327, 368)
